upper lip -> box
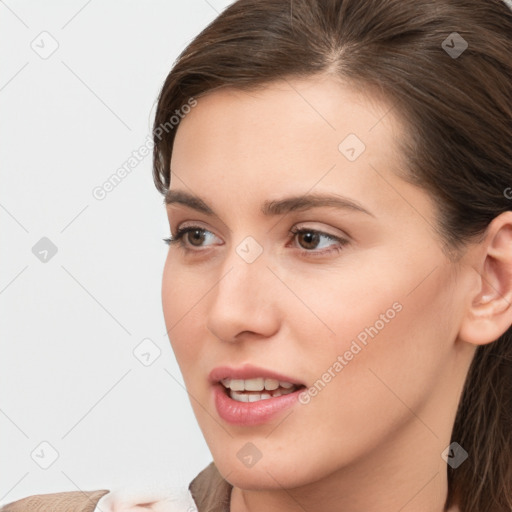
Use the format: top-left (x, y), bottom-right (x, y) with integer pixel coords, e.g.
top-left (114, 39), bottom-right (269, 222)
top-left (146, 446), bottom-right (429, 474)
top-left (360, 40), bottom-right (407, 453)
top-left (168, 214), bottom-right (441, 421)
top-left (209, 364), bottom-right (305, 386)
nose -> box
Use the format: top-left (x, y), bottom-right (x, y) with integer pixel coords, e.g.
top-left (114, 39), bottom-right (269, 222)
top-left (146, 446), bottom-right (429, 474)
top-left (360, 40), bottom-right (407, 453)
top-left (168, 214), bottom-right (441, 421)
top-left (206, 246), bottom-right (280, 344)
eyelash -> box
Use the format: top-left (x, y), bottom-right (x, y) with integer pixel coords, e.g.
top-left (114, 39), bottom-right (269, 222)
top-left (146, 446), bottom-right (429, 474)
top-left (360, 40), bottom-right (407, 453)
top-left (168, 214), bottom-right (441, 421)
top-left (162, 226), bottom-right (349, 258)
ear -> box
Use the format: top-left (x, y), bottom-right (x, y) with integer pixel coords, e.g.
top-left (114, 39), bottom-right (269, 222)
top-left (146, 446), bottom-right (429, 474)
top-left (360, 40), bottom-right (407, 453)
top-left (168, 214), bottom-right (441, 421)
top-left (458, 211), bottom-right (512, 346)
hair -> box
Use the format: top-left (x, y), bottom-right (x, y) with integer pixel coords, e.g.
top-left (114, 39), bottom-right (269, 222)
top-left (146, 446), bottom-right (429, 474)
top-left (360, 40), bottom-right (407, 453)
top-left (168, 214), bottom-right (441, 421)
top-left (151, 1), bottom-right (512, 510)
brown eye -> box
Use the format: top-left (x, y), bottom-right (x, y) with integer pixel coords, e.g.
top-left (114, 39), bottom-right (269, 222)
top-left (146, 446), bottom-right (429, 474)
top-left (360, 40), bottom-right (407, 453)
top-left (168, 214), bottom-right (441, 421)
top-left (289, 227), bottom-right (349, 256)
top-left (296, 230), bottom-right (321, 250)
top-left (186, 228), bottom-right (207, 246)
top-left (165, 226), bottom-right (220, 250)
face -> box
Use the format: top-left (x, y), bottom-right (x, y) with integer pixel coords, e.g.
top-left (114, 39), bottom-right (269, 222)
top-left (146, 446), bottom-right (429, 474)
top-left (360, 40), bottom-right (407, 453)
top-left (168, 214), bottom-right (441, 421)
top-left (162, 75), bottom-right (474, 491)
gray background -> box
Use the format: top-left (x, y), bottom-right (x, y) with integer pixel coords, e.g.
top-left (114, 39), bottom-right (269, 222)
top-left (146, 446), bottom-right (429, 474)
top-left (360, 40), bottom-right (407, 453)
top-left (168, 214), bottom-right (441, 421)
top-left (0, 0), bottom-right (233, 504)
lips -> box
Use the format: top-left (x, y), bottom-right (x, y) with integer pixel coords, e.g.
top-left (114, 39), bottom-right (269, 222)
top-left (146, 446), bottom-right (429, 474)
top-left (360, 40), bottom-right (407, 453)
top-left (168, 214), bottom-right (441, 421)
top-left (209, 365), bottom-right (306, 425)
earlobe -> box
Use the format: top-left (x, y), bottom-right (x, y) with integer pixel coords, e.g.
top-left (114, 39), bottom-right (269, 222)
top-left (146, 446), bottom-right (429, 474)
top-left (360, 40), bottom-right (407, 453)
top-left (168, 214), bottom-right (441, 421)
top-left (458, 211), bottom-right (512, 347)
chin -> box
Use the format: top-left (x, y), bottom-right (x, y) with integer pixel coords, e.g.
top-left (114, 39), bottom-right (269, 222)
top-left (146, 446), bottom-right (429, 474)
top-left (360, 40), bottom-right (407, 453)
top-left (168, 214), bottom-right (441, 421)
top-left (213, 451), bottom-right (322, 491)
top-left (223, 466), bottom-right (303, 491)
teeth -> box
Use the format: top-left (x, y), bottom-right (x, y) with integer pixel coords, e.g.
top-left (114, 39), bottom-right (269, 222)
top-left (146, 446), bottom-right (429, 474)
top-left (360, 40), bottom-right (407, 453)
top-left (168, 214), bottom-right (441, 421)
top-left (221, 377), bottom-right (296, 391)
top-left (230, 390), bottom-right (249, 402)
top-left (230, 379), bottom-right (245, 391)
top-left (228, 385), bottom-right (297, 402)
top-left (264, 378), bottom-right (279, 390)
top-left (244, 377), bottom-right (265, 391)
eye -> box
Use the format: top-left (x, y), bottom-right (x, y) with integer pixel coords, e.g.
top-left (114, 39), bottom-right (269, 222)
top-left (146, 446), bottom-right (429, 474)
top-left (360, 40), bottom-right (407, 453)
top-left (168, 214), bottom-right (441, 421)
top-left (163, 226), bottom-right (220, 250)
top-left (288, 227), bottom-right (349, 256)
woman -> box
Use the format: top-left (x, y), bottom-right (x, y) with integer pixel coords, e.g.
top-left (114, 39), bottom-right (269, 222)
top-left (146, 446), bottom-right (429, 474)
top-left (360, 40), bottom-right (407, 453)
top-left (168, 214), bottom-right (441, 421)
top-left (3, 0), bottom-right (511, 511)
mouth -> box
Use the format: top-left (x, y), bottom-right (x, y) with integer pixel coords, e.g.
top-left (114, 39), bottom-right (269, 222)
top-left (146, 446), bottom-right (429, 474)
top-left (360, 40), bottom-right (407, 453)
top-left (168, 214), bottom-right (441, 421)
top-left (209, 365), bottom-right (307, 425)
top-left (220, 377), bottom-right (303, 402)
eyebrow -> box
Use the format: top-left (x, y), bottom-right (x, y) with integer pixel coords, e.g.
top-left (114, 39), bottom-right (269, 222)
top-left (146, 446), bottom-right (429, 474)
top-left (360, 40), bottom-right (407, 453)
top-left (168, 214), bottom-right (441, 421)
top-left (165, 189), bottom-right (375, 219)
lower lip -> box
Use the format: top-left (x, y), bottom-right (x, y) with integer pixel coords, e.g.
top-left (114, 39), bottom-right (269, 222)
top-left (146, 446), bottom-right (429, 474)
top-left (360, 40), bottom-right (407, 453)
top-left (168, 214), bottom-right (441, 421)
top-left (213, 383), bottom-right (303, 426)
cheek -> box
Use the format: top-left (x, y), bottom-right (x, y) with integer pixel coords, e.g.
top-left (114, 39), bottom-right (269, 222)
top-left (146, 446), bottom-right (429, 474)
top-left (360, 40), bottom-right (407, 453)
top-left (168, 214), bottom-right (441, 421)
top-left (286, 250), bottom-right (452, 359)
top-left (278, 259), bottom-right (406, 357)
top-left (162, 258), bottom-right (207, 371)
top-left (291, 262), bottom-right (454, 427)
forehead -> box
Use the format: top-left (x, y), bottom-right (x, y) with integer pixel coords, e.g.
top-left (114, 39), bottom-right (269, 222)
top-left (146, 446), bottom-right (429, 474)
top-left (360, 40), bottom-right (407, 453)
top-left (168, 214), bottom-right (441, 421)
top-left (172, 75), bottom-right (403, 172)
top-left (169, 75), bottom-right (418, 219)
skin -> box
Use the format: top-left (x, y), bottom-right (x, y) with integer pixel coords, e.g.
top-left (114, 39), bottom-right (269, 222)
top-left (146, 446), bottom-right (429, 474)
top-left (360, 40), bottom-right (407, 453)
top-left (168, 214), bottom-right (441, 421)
top-left (161, 74), bottom-right (512, 512)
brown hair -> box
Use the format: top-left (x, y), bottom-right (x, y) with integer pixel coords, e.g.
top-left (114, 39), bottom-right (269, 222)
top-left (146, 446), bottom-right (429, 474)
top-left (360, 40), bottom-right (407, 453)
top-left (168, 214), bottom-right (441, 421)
top-left (152, 1), bottom-right (512, 510)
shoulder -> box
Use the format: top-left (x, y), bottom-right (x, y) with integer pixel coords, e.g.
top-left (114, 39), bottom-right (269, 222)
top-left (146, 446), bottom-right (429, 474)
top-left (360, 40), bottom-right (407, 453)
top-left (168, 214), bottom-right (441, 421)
top-left (189, 462), bottom-right (232, 512)
top-left (0, 463), bottom-right (228, 512)
top-left (1, 484), bottom-right (201, 512)
top-left (0, 489), bottom-right (110, 512)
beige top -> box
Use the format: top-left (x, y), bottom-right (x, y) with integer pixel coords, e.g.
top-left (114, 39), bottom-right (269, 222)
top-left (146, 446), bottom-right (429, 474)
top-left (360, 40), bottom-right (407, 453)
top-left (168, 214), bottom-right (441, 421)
top-left (189, 461), bottom-right (232, 512)
top-left (0, 462), bottom-right (230, 512)
top-left (0, 489), bottom-right (111, 512)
